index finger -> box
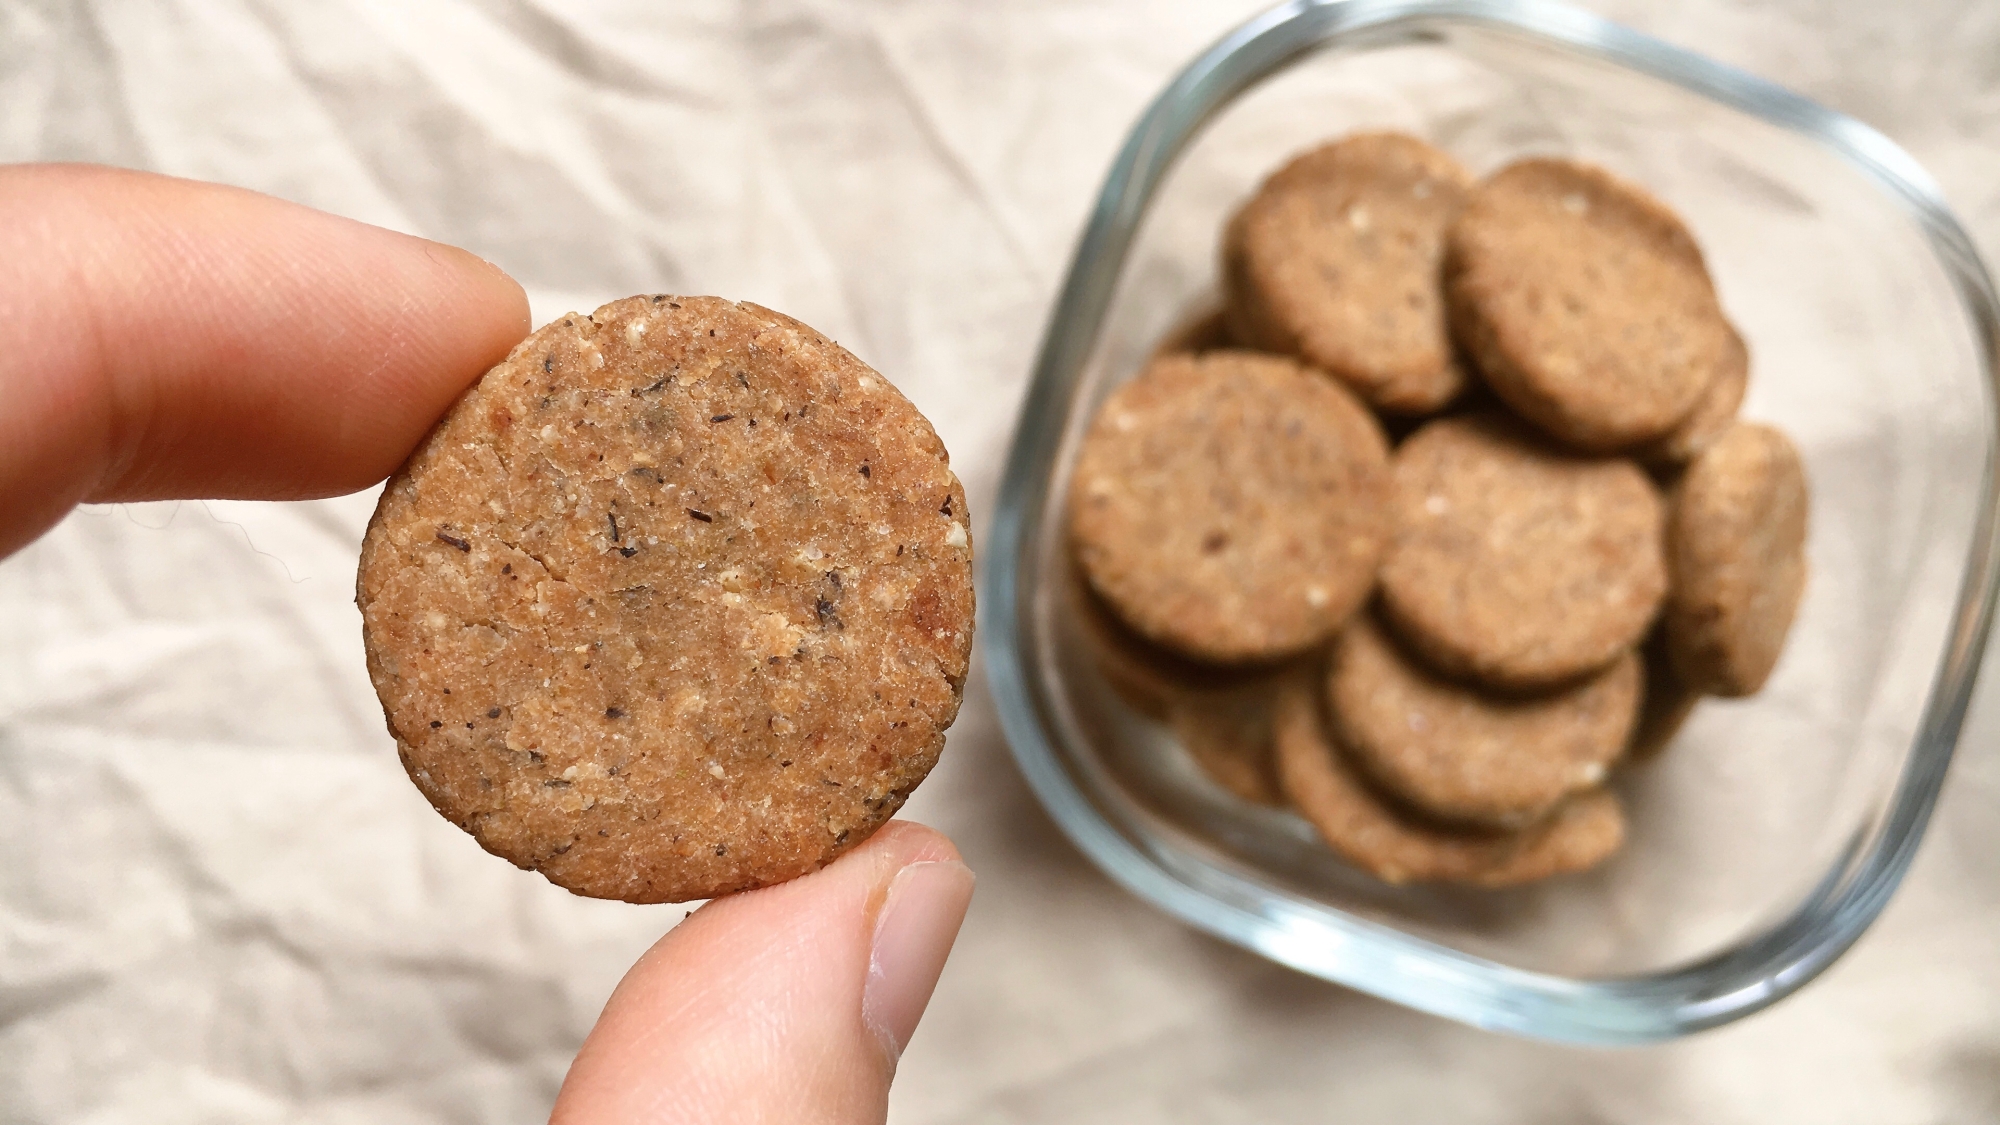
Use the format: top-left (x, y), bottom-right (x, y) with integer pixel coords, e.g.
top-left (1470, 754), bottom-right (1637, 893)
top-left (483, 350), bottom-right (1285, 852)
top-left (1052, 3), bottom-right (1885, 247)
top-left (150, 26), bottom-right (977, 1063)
top-left (0, 163), bottom-right (531, 557)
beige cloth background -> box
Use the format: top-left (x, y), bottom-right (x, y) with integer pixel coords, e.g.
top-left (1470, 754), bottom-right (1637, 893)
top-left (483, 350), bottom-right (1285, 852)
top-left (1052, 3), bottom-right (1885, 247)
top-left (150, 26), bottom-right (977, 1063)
top-left (2, 1), bottom-right (1998, 1121)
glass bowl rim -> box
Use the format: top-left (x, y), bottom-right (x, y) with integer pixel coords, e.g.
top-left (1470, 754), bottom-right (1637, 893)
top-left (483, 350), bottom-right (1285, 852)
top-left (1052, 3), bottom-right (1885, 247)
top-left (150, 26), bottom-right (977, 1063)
top-left (977, 0), bottom-right (2000, 1044)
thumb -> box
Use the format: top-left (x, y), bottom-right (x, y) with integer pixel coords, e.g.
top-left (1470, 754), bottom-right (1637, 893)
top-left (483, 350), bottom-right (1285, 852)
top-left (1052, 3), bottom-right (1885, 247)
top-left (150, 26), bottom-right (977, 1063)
top-left (550, 821), bottom-right (975, 1124)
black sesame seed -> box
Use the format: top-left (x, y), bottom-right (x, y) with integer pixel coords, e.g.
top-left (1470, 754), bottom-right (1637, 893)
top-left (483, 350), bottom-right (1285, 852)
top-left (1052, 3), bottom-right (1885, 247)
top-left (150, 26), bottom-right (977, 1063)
top-left (429, 720), bottom-right (442, 729)
top-left (606, 707), bottom-right (626, 719)
top-left (859, 463), bottom-right (870, 478)
top-left (710, 413), bottom-right (735, 423)
top-left (487, 708), bottom-right (501, 718)
top-left (687, 509), bottom-right (713, 522)
top-left (435, 530), bottom-right (471, 552)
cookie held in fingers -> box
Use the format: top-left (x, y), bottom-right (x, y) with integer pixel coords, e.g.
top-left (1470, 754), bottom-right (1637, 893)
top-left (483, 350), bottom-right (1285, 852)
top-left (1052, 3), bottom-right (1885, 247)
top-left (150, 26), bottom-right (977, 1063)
top-left (1068, 350), bottom-right (1392, 663)
top-left (1378, 414), bottom-right (1667, 690)
top-left (1273, 684), bottom-right (1626, 887)
top-left (1447, 158), bottom-right (1736, 450)
top-left (1665, 421), bottom-right (1809, 696)
top-left (358, 296), bottom-right (975, 904)
top-left (1327, 615), bottom-right (1640, 831)
top-left (1224, 133), bottom-right (1472, 414)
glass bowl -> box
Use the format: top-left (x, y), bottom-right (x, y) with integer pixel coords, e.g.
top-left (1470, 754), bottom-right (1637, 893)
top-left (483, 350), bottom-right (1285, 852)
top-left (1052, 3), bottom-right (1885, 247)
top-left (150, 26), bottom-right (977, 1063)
top-left (981, 0), bottom-right (2000, 1043)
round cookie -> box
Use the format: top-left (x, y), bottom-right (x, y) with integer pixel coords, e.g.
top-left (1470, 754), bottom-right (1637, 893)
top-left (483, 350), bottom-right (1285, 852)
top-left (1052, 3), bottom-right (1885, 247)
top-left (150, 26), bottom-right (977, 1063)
top-left (1273, 685), bottom-right (1626, 887)
top-left (358, 296), bottom-right (974, 904)
top-left (1636, 324), bottom-right (1749, 467)
top-left (1224, 133), bottom-right (1472, 414)
top-left (1327, 616), bottom-right (1640, 830)
top-left (1664, 421), bottom-right (1808, 696)
top-left (1068, 350), bottom-right (1392, 664)
top-left (1446, 158), bottom-right (1736, 450)
top-left (1378, 414), bottom-right (1667, 690)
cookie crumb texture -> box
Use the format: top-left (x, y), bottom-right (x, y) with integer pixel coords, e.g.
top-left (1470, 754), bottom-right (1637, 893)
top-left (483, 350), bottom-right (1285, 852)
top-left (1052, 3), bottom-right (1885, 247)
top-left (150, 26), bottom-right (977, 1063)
top-left (358, 297), bottom-right (973, 903)
top-left (1380, 414), bottom-right (1667, 690)
top-left (1224, 133), bottom-right (1471, 414)
top-left (1447, 158), bottom-right (1737, 450)
top-left (1068, 351), bottom-right (1391, 663)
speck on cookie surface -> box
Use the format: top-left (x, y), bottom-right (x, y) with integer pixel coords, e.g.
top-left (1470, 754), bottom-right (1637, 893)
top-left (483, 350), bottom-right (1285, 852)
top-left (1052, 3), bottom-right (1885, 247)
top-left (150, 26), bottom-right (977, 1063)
top-left (357, 296), bottom-right (974, 903)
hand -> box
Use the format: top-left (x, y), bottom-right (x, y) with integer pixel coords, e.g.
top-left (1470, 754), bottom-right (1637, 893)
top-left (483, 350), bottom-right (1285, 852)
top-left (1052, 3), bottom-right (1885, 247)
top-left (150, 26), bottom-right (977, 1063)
top-left (0, 164), bottom-right (976, 1124)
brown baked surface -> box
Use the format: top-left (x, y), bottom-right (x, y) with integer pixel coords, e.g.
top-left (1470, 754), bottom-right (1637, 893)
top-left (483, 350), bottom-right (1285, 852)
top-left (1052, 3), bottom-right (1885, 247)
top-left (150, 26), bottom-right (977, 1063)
top-left (1068, 350), bottom-right (1391, 663)
top-left (1446, 158), bottom-right (1735, 450)
top-left (1272, 684), bottom-right (1626, 887)
top-left (1665, 421), bottom-right (1809, 696)
top-left (1327, 615), bottom-right (1639, 830)
top-left (1637, 324), bottom-right (1749, 466)
top-left (1224, 133), bottom-right (1471, 414)
top-left (1378, 414), bottom-right (1667, 690)
top-left (357, 296), bottom-right (974, 903)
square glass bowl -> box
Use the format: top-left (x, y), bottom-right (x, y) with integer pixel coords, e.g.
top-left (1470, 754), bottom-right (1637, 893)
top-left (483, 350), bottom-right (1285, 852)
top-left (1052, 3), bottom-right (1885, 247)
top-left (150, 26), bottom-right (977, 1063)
top-left (981, 0), bottom-right (2000, 1043)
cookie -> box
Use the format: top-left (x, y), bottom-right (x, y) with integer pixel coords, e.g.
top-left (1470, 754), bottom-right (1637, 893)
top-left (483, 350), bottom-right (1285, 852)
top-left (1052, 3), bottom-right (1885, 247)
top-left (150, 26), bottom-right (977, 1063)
top-left (358, 296), bottom-right (974, 904)
top-left (1068, 350), bottom-right (1392, 663)
top-left (1273, 685), bottom-right (1626, 887)
top-left (1223, 133), bottom-right (1471, 414)
top-left (1446, 158), bottom-right (1736, 450)
top-left (1327, 615), bottom-right (1640, 830)
top-left (1378, 414), bottom-right (1667, 690)
top-left (1636, 324), bottom-right (1748, 467)
top-left (1664, 421), bottom-right (1808, 696)
top-left (1072, 570), bottom-right (1290, 806)
top-left (1629, 629), bottom-right (1699, 760)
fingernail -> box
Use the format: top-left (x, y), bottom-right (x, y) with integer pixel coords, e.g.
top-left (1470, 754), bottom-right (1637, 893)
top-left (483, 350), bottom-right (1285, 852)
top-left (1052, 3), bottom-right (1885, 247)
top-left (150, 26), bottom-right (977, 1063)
top-left (863, 859), bottom-right (975, 1061)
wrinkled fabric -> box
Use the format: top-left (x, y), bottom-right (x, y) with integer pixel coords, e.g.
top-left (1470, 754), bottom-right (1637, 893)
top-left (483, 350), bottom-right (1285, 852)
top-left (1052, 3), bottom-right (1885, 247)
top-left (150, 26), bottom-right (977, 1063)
top-left (2, 2), bottom-right (1998, 1122)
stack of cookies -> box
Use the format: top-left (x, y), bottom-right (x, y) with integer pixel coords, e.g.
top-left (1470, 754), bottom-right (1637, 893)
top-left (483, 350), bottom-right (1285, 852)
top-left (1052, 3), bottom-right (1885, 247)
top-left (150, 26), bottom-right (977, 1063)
top-left (1067, 134), bottom-right (1809, 888)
